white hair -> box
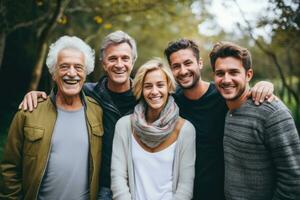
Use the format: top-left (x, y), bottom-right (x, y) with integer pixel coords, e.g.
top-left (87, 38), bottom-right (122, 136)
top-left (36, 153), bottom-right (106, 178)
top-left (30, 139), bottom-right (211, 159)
top-left (99, 30), bottom-right (137, 63)
top-left (46, 36), bottom-right (95, 75)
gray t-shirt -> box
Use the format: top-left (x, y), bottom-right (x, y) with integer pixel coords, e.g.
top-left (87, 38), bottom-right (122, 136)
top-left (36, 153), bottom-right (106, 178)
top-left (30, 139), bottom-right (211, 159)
top-left (38, 107), bottom-right (89, 200)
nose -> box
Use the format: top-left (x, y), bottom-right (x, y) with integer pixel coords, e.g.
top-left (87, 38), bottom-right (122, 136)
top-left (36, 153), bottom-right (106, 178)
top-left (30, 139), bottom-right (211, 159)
top-left (67, 66), bottom-right (77, 76)
top-left (179, 65), bottom-right (188, 75)
top-left (150, 86), bottom-right (159, 95)
top-left (222, 73), bottom-right (231, 83)
top-left (115, 58), bottom-right (124, 68)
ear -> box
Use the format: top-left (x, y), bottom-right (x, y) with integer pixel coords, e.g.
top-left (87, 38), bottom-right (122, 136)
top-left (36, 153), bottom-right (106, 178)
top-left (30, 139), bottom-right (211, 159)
top-left (198, 57), bottom-right (203, 70)
top-left (52, 68), bottom-right (58, 81)
top-left (246, 68), bottom-right (253, 82)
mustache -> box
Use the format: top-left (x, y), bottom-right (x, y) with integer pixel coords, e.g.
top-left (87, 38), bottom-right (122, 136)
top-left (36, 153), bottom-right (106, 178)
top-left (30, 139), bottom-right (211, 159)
top-left (62, 76), bottom-right (81, 81)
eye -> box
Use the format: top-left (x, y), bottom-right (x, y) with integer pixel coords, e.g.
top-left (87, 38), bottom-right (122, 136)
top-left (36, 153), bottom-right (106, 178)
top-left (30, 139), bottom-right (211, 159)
top-left (143, 84), bottom-right (152, 89)
top-left (171, 64), bottom-right (180, 70)
top-left (59, 64), bottom-right (70, 71)
top-left (230, 71), bottom-right (240, 76)
top-left (157, 82), bottom-right (166, 88)
top-left (75, 65), bottom-right (84, 72)
top-left (215, 71), bottom-right (224, 77)
top-left (122, 56), bottom-right (130, 62)
top-left (108, 57), bottom-right (117, 62)
top-left (184, 61), bottom-right (193, 66)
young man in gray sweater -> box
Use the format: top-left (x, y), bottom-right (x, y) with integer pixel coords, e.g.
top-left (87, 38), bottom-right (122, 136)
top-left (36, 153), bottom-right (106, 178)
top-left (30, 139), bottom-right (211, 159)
top-left (209, 41), bottom-right (300, 200)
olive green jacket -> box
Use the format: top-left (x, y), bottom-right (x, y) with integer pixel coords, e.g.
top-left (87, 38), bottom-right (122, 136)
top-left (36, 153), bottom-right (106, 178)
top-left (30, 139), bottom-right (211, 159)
top-left (0, 91), bottom-right (103, 200)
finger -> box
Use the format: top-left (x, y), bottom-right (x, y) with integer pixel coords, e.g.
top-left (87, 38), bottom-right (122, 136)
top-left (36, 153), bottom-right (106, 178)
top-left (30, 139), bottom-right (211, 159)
top-left (27, 94), bottom-right (34, 112)
top-left (267, 95), bottom-right (274, 102)
top-left (255, 87), bottom-right (265, 104)
top-left (32, 92), bottom-right (38, 109)
top-left (258, 87), bottom-right (270, 103)
top-left (267, 94), bottom-right (278, 103)
top-left (251, 86), bottom-right (258, 102)
top-left (37, 97), bottom-right (45, 103)
top-left (41, 92), bottom-right (47, 99)
top-left (251, 87), bottom-right (263, 105)
top-left (18, 102), bottom-right (23, 110)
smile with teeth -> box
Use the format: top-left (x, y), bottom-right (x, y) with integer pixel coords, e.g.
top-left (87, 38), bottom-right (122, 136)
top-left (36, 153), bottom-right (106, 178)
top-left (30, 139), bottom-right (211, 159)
top-left (149, 96), bottom-right (162, 102)
top-left (179, 74), bottom-right (192, 82)
top-left (113, 70), bottom-right (127, 76)
top-left (221, 85), bottom-right (235, 91)
top-left (63, 77), bottom-right (80, 85)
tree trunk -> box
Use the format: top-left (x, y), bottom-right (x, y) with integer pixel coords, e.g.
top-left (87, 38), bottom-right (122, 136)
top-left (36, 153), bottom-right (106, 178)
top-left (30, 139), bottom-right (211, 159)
top-left (28, 0), bottom-right (70, 91)
top-left (0, 31), bottom-right (6, 71)
top-left (28, 42), bottom-right (48, 90)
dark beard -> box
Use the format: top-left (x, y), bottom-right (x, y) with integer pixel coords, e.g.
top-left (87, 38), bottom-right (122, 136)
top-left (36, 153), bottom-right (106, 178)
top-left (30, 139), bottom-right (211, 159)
top-left (226, 85), bottom-right (247, 101)
top-left (178, 74), bottom-right (200, 90)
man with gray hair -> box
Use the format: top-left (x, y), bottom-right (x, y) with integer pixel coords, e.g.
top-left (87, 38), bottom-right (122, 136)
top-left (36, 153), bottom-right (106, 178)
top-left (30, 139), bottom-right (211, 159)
top-left (19, 30), bottom-right (138, 199)
top-left (1, 36), bottom-right (104, 200)
top-left (84, 30), bottom-right (138, 199)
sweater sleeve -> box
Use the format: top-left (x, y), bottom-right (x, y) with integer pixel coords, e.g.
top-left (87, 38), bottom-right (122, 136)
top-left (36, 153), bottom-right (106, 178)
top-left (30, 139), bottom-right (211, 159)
top-left (111, 118), bottom-right (132, 200)
top-left (264, 108), bottom-right (300, 199)
top-left (174, 122), bottom-right (196, 200)
top-left (0, 111), bottom-right (25, 199)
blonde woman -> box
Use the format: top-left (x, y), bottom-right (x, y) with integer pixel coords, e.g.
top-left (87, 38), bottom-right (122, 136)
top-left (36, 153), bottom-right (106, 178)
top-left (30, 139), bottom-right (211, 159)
top-left (111, 58), bottom-right (196, 200)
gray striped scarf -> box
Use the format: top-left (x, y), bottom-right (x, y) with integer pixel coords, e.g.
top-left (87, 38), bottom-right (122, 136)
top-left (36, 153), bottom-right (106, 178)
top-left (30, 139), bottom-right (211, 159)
top-left (131, 96), bottom-right (179, 148)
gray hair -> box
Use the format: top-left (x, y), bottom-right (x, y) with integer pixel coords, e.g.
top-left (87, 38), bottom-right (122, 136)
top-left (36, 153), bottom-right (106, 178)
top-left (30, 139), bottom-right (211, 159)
top-left (99, 30), bottom-right (137, 63)
top-left (46, 36), bottom-right (95, 75)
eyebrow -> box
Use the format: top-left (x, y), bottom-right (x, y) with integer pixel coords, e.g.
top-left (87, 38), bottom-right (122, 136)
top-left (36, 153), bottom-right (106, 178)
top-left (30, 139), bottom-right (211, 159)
top-left (144, 81), bottom-right (166, 84)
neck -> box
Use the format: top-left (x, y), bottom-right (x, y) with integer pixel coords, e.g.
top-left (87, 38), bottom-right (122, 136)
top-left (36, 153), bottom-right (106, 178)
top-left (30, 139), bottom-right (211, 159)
top-left (107, 79), bottom-right (130, 93)
top-left (56, 91), bottom-right (83, 111)
top-left (183, 80), bottom-right (210, 100)
top-left (226, 87), bottom-right (250, 111)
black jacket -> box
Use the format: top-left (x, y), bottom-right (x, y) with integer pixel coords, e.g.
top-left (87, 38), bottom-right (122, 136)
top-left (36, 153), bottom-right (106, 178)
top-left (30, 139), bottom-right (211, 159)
top-left (84, 76), bottom-right (137, 188)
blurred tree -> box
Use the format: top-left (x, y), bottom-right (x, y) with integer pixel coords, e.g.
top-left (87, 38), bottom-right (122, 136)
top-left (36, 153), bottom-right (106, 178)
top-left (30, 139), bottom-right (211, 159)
top-left (30, 0), bottom-right (204, 89)
top-left (233, 0), bottom-right (300, 128)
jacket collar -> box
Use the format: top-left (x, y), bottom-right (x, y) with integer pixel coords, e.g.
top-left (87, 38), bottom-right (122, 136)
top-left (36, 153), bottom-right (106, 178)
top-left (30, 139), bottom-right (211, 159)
top-left (49, 85), bottom-right (87, 109)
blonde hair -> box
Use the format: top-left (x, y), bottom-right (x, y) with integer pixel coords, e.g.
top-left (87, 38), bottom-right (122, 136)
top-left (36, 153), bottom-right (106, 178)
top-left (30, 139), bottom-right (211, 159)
top-left (133, 58), bottom-right (176, 100)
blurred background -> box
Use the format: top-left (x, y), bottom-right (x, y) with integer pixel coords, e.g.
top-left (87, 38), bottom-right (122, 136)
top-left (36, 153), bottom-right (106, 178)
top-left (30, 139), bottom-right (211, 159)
top-left (0, 0), bottom-right (299, 159)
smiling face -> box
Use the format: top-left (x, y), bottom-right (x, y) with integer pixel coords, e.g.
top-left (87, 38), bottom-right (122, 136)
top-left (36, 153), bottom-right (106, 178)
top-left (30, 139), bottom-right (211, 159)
top-left (102, 42), bottom-right (134, 91)
top-left (169, 48), bottom-right (202, 89)
top-left (214, 56), bottom-right (253, 101)
top-left (53, 48), bottom-right (86, 99)
top-left (143, 69), bottom-right (169, 116)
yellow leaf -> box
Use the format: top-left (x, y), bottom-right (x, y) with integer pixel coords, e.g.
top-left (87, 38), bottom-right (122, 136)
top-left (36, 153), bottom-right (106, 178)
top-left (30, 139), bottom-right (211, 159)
top-left (57, 15), bottom-right (67, 25)
top-left (104, 23), bottom-right (112, 29)
top-left (93, 16), bottom-right (103, 24)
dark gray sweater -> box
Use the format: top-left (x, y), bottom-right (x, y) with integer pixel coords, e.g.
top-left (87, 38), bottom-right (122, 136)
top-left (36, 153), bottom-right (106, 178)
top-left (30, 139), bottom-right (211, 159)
top-left (224, 99), bottom-right (300, 200)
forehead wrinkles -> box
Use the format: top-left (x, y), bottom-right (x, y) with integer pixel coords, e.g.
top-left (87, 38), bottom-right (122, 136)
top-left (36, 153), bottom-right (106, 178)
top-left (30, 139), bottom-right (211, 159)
top-left (104, 43), bottom-right (133, 57)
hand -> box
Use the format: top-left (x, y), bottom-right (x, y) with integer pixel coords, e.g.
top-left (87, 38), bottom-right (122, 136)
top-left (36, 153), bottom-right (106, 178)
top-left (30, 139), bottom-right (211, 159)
top-left (18, 91), bottom-right (47, 112)
top-left (248, 81), bottom-right (275, 105)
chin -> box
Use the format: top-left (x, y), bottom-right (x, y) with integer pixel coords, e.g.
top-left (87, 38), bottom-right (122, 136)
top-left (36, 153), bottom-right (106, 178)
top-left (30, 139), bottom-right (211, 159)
top-left (222, 94), bottom-right (238, 101)
top-left (148, 104), bottom-right (163, 110)
top-left (63, 89), bottom-right (81, 96)
top-left (113, 77), bottom-right (129, 84)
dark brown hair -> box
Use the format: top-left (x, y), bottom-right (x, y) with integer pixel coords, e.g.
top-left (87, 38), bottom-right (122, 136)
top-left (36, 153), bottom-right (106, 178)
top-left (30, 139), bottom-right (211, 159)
top-left (164, 39), bottom-right (200, 65)
top-left (209, 41), bottom-right (252, 72)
